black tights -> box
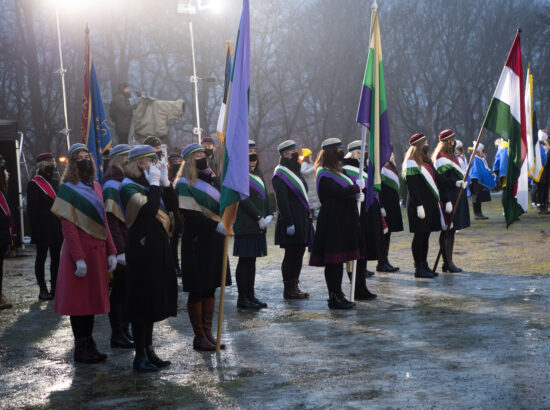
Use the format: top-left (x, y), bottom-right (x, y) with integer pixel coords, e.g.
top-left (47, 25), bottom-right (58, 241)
top-left (34, 241), bottom-right (61, 292)
top-left (70, 315), bottom-right (94, 339)
top-left (411, 232), bottom-right (430, 265)
top-left (281, 247), bottom-right (305, 282)
top-left (132, 322), bottom-right (154, 355)
top-left (324, 263), bottom-right (344, 292)
top-left (236, 257), bottom-right (256, 296)
top-left (378, 233), bottom-right (391, 263)
top-left (188, 289), bottom-right (216, 304)
top-left (473, 199), bottom-right (483, 215)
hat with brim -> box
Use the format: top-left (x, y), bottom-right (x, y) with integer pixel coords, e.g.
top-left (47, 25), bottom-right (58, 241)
top-left (36, 152), bottom-right (55, 162)
top-left (347, 140), bottom-right (362, 152)
top-left (438, 129), bottom-right (455, 141)
top-left (110, 144), bottom-right (131, 159)
top-left (201, 136), bottom-right (216, 145)
top-left (321, 138), bottom-right (342, 150)
top-left (249, 140), bottom-right (257, 149)
top-left (278, 140), bottom-right (297, 154)
top-left (129, 145), bottom-right (157, 161)
top-left (168, 152), bottom-right (183, 161)
top-left (409, 133), bottom-right (426, 146)
top-left (182, 143), bottom-right (205, 159)
top-left (68, 143), bottom-right (89, 157)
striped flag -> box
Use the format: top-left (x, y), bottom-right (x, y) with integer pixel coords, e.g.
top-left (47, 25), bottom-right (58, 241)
top-left (482, 31), bottom-right (527, 227)
top-left (216, 41), bottom-right (232, 142)
top-left (219, 0), bottom-right (250, 233)
top-left (356, 0), bottom-right (392, 207)
top-left (525, 66), bottom-right (544, 182)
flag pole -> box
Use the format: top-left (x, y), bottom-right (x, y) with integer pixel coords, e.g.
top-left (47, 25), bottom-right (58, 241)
top-left (432, 126), bottom-right (486, 272)
top-left (350, 126), bottom-right (368, 301)
top-left (55, 6), bottom-right (71, 150)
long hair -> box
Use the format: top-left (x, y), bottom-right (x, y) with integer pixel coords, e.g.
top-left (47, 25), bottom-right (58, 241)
top-left (107, 154), bottom-right (127, 174)
top-left (175, 157), bottom-right (198, 186)
top-left (431, 140), bottom-right (455, 162)
top-left (124, 161), bottom-right (142, 179)
top-left (62, 152), bottom-right (97, 184)
top-left (402, 144), bottom-right (430, 170)
top-left (314, 147), bottom-right (342, 174)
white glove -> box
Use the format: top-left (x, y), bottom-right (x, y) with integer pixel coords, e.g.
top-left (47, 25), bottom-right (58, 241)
top-left (286, 225), bottom-right (295, 236)
top-left (417, 205), bottom-right (426, 220)
top-left (74, 259), bottom-right (87, 278)
top-left (116, 253), bottom-right (126, 266)
top-left (107, 254), bottom-right (117, 272)
top-left (258, 215), bottom-right (273, 230)
top-left (355, 192), bottom-right (365, 202)
top-left (445, 201), bottom-right (452, 214)
top-left (144, 163), bottom-right (161, 186)
top-left (159, 162), bottom-right (170, 187)
top-left (455, 180), bottom-right (467, 189)
top-left (355, 178), bottom-right (365, 190)
top-left (381, 208), bottom-right (387, 217)
top-left (216, 222), bottom-right (230, 236)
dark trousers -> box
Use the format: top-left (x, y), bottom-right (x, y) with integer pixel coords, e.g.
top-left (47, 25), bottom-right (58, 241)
top-left (412, 232), bottom-right (431, 265)
top-left (281, 246), bottom-right (305, 282)
top-left (70, 315), bottom-right (94, 339)
top-left (324, 263), bottom-right (344, 292)
top-left (236, 257), bottom-right (256, 297)
top-left (109, 267), bottom-right (127, 335)
top-left (132, 322), bottom-right (153, 355)
top-left (378, 232), bottom-right (391, 263)
top-left (0, 244), bottom-right (8, 293)
top-left (34, 241), bottom-right (61, 292)
top-left (472, 199), bottom-right (483, 215)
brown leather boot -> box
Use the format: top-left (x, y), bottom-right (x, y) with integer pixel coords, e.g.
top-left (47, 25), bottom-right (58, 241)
top-left (188, 301), bottom-right (216, 351)
top-left (284, 280), bottom-right (309, 299)
top-left (0, 293), bottom-right (12, 309)
top-left (202, 297), bottom-right (225, 350)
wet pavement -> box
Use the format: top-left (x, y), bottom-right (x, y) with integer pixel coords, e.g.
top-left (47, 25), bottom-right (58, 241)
top-left (1, 201), bottom-right (549, 409)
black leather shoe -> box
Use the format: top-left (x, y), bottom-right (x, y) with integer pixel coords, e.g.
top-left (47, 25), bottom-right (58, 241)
top-left (355, 290), bottom-right (377, 301)
top-left (376, 262), bottom-right (398, 273)
top-left (385, 261), bottom-right (399, 272)
top-left (423, 262), bottom-right (438, 276)
top-left (415, 267), bottom-right (434, 278)
top-left (237, 296), bottom-right (261, 310)
top-left (147, 349), bottom-right (171, 368)
top-left (442, 262), bottom-right (462, 273)
top-left (133, 355), bottom-right (159, 372)
top-left (365, 269), bottom-right (375, 277)
top-left (122, 324), bottom-right (133, 342)
top-left (328, 292), bottom-right (355, 309)
top-left (111, 333), bottom-right (135, 348)
top-left (249, 294), bottom-right (267, 308)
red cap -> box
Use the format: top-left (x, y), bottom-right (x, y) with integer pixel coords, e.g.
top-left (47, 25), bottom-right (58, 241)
top-left (409, 133), bottom-right (426, 146)
top-left (168, 152), bottom-right (182, 161)
top-left (201, 136), bottom-right (216, 145)
top-left (438, 129), bottom-right (455, 141)
top-left (36, 152), bottom-right (55, 162)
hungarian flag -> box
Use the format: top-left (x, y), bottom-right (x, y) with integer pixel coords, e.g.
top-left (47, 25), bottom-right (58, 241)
top-left (482, 31), bottom-right (527, 227)
top-left (356, 1), bottom-right (392, 207)
top-left (219, 0), bottom-right (250, 233)
top-left (525, 66), bottom-right (544, 182)
top-left (216, 41), bottom-right (232, 142)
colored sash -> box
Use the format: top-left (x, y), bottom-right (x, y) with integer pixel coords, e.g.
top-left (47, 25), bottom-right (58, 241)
top-left (273, 165), bottom-right (310, 213)
top-left (381, 164), bottom-right (400, 192)
top-left (0, 192), bottom-right (13, 235)
top-left (119, 178), bottom-right (170, 232)
top-left (435, 153), bottom-right (465, 180)
top-left (51, 181), bottom-right (107, 240)
top-left (32, 175), bottom-right (56, 200)
top-left (176, 177), bottom-right (221, 222)
top-left (469, 156), bottom-right (496, 190)
top-left (249, 173), bottom-right (267, 200)
top-left (342, 165), bottom-right (368, 185)
top-left (103, 179), bottom-right (124, 223)
top-left (316, 166), bottom-right (354, 193)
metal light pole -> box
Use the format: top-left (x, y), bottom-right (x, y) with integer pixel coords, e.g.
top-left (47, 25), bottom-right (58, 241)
top-left (188, 19), bottom-right (202, 144)
top-left (55, 7), bottom-right (71, 150)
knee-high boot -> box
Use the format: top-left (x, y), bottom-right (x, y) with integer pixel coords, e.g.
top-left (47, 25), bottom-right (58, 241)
top-left (202, 297), bottom-right (225, 349)
top-left (444, 231), bottom-right (462, 272)
top-left (188, 300), bottom-right (215, 351)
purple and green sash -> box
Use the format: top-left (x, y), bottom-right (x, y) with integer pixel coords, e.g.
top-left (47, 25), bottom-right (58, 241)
top-left (119, 178), bottom-right (170, 232)
top-left (272, 165), bottom-right (310, 213)
top-left (316, 166), bottom-right (354, 194)
top-left (103, 179), bottom-right (124, 222)
top-left (176, 177), bottom-right (221, 222)
top-left (249, 173), bottom-right (267, 200)
top-left (32, 175), bottom-right (56, 200)
top-left (51, 181), bottom-right (106, 240)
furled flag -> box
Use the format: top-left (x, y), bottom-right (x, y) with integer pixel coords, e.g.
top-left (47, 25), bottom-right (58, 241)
top-left (216, 41), bottom-right (232, 142)
top-left (482, 30), bottom-right (527, 227)
top-left (356, 0), bottom-right (392, 208)
top-left (81, 25), bottom-right (112, 182)
top-left (219, 0), bottom-right (250, 233)
top-left (525, 66), bottom-right (544, 182)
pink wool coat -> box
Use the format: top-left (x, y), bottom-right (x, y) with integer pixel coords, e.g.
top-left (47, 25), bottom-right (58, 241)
top-left (54, 182), bottom-right (117, 316)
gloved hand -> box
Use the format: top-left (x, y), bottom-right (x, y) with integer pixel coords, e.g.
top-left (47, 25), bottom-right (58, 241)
top-left (455, 180), bottom-right (468, 189)
top-left (286, 225), bottom-right (295, 236)
top-left (355, 178), bottom-right (365, 190)
top-left (445, 201), bottom-right (452, 214)
top-left (381, 208), bottom-right (387, 217)
top-left (116, 253), bottom-right (126, 266)
top-left (74, 259), bottom-right (87, 278)
top-left (355, 192), bottom-right (365, 202)
top-left (417, 205), bottom-right (426, 219)
top-left (159, 162), bottom-right (171, 187)
top-left (216, 222), bottom-right (230, 236)
top-left (107, 254), bottom-right (117, 272)
top-left (258, 215), bottom-right (273, 230)
top-left (144, 163), bottom-right (161, 186)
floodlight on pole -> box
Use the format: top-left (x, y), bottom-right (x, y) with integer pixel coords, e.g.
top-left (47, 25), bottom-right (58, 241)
top-left (55, 6), bottom-right (71, 150)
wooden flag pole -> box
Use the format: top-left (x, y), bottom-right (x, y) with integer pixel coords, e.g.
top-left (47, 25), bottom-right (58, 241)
top-left (216, 235), bottom-right (230, 352)
top-left (432, 127), bottom-right (486, 272)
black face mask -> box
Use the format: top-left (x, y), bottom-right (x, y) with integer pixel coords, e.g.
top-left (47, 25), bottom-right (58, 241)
top-left (337, 151), bottom-right (344, 161)
top-left (422, 145), bottom-right (430, 154)
top-left (196, 157), bottom-right (208, 170)
top-left (290, 152), bottom-right (299, 162)
top-left (44, 165), bottom-right (56, 175)
top-left (204, 148), bottom-right (214, 158)
top-left (249, 154), bottom-right (258, 162)
top-left (169, 163), bottom-right (180, 173)
top-left (77, 159), bottom-right (93, 177)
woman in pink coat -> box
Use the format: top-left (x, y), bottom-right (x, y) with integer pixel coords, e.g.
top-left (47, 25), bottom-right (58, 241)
top-left (52, 144), bottom-right (117, 364)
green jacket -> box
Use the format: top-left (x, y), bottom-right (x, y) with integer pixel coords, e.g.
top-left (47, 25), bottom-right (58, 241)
top-left (234, 169), bottom-right (271, 236)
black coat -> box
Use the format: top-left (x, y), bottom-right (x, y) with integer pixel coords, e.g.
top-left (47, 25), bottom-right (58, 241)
top-left (125, 176), bottom-right (178, 324)
top-left (272, 157), bottom-right (312, 248)
top-left (234, 169), bottom-right (271, 236)
top-left (406, 161), bottom-right (442, 233)
top-left (0, 194), bottom-right (11, 247)
top-left (469, 180), bottom-right (491, 202)
top-left (310, 173), bottom-right (361, 266)
top-left (110, 91), bottom-right (137, 135)
top-left (180, 173), bottom-right (231, 293)
top-left (26, 172), bottom-right (63, 246)
top-left (435, 157), bottom-right (470, 231)
top-left (380, 163), bottom-right (404, 233)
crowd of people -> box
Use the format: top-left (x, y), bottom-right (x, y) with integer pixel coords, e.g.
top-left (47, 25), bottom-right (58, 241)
top-left (0, 127), bottom-right (548, 372)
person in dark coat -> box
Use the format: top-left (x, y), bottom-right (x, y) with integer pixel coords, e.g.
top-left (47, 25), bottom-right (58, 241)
top-left (402, 133), bottom-right (444, 279)
top-left (176, 143), bottom-right (232, 351)
top-left (110, 82), bottom-right (138, 144)
top-left (233, 140), bottom-right (273, 310)
top-left (378, 148), bottom-right (403, 272)
top-left (432, 129), bottom-right (471, 273)
top-left (119, 145), bottom-right (178, 372)
top-left (201, 136), bottom-right (219, 176)
top-left (272, 140), bottom-right (313, 300)
top-left (27, 152), bottom-right (63, 300)
top-left (0, 157), bottom-right (13, 310)
top-left (309, 138), bottom-right (363, 309)
top-left (168, 152), bottom-right (183, 276)
top-left (532, 130), bottom-right (549, 214)
top-left (102, 144), bottom-right (134, 349)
